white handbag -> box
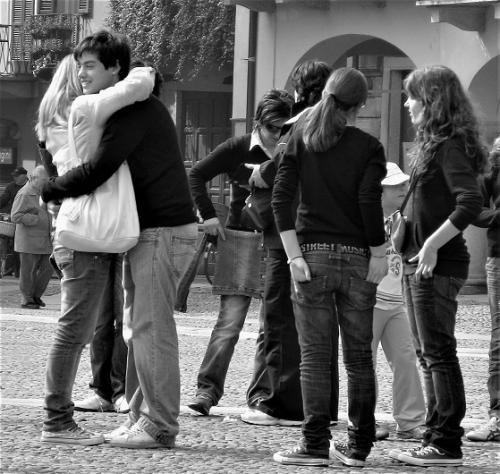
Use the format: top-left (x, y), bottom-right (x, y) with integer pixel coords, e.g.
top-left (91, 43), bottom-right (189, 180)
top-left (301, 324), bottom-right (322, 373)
top-left (55, 110), bottom-right (140, 253)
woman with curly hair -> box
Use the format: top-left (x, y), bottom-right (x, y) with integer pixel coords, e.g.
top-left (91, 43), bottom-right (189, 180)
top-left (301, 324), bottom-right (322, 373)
top-left (389, 65), bottom-right (487, 467)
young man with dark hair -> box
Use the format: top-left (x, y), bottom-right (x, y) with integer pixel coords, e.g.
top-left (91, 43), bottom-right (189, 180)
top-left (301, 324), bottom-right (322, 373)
top-left (41, 30), bottom-right (197, 448)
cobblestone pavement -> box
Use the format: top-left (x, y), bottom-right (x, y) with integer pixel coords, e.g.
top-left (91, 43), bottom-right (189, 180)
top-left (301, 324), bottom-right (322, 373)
top-left (1, 276), bottom-right (498, 473)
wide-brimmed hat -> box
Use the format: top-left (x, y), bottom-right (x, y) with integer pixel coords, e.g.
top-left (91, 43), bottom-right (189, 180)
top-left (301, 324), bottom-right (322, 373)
top-left (382, 162), bottom-right (409, 186)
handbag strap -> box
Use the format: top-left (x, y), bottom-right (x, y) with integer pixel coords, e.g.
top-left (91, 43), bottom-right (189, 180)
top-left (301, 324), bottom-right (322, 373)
top-left (399, 168), bottom-right (420, 213)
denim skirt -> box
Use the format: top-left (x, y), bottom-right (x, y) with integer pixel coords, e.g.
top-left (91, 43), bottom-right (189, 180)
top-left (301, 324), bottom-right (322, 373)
top-left (212, 228), bottom-right (264, 299)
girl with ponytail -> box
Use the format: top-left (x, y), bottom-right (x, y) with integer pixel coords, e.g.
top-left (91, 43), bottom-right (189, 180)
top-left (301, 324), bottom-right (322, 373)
top-left (272, 67), bottom-right (387, 467)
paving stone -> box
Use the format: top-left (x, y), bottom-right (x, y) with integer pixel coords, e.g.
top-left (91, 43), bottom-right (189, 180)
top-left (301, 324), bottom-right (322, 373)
top-left (0, 277), bottom-right (498, 473)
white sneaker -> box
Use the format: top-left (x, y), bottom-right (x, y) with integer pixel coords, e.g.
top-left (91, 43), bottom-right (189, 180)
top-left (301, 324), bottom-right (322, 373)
top-left (466, 416), bottom-right (500, 441)
top-left (74, 393), bottom-right (114, 412)
top-left (241, 407), bottom-right (302, 427)
top-left (109, 423), bottom-right (174, 449)
top-left (104, 418), bottom-right (134, 442)
top-left (113, 395), bottom-right (130, 414)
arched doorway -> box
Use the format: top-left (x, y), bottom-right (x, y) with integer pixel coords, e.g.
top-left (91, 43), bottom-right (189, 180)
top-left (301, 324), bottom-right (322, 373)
top-left (463, 55), bottom-right (500, 291)
top-left (469, 55), bottom-right (500, 145)
top-left (283, 36), bottom-right (416, 170)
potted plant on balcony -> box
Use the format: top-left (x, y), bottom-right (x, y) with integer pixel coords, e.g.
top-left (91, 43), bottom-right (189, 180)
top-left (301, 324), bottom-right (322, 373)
top-left (27, 14), bottom-right (73, 40)
top-left (31, 45), bottom-right (72, 80)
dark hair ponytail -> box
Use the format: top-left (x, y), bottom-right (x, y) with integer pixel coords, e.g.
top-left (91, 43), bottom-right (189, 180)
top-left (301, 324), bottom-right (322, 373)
top-left (303, 67), bottom-right (367, 152)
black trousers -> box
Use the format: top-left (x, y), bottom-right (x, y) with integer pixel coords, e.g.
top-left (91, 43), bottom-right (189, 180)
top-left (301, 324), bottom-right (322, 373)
top-left (247, 248), bottom-right (339, 421)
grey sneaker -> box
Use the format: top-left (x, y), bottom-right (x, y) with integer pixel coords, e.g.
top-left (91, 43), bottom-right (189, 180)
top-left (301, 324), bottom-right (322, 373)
top-left (396, 445), bottom-right (462, 467)
top-left (466, 416), bottom-right (500, 441)
top-left (396, 424), bottom-right (426, 440)
top-left (273, 445), bottom-right (330, 466)
top-left (41, 425), bottom-right (104, 446)
top-left (187, 393), bottom-right (213, 416)
top-left (332, 441), bottom-right (367, 467)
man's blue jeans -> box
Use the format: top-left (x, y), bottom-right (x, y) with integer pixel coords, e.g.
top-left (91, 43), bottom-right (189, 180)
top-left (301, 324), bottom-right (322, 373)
top-left (123, 224), bottom-right (197, 445)
top-left (196, 294), bottom-right (252, 404)
top-left (43, 249), bottom-right (121, 431)
top-left (292, 250), bottom-right (377, 456)
top-left (486, 257), bottom-right (500, 418)
top-left (88, 254), bottom-right (127, 403)
top-left (404, 273), bottom-right (466, 457)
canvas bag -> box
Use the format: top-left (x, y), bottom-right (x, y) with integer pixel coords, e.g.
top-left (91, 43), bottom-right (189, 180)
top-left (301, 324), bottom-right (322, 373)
top-left (389, 169), bottom-right (419, 254)
top-left (55, 110), bottom-right (140, 253)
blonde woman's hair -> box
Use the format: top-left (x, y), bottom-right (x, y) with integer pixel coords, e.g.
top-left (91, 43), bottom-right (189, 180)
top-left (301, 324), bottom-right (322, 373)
top-left (35, 55), bottom-right (82, 141)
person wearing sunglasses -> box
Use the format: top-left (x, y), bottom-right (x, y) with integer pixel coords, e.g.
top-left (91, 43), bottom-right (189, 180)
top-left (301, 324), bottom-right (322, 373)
top-left (187, 89), bottom-right (293, 417)
top-left (241, 60), bottom-right (340, 428)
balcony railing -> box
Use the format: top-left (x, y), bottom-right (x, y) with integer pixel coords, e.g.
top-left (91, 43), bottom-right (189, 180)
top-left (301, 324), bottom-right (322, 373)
top-left (0, 13), bottom-right (81, 78)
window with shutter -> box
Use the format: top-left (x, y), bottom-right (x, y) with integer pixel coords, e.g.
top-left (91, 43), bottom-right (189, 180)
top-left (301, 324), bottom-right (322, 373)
top-left (37, 0), bottom-right (55, 14)
top-left (11, 0), bottom-right (34, 61)
top-left (78, 0), bottom-right (91, 15)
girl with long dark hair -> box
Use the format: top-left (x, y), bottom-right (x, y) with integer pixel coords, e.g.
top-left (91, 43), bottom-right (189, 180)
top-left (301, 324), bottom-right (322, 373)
top-left (390, 65), bottom-right (486, 467)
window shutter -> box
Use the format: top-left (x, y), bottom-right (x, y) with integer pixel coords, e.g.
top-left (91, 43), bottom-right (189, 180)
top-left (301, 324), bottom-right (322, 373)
top-left (11, 0), bottom-right (33, 61)
top-left (78, 0), bottom-right (91, 15)
top-left (37, 0), bottom-right (55, 14)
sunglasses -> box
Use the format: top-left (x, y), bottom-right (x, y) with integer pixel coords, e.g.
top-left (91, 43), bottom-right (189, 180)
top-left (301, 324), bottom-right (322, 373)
top-left (263, 123), bottom-right (283, 134)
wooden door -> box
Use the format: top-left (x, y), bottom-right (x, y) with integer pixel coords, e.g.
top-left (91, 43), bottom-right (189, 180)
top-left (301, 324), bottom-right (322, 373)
top-left (181, 91), bottom-right (232, 205)
top-left (381, 57), bottom-right (415, 171)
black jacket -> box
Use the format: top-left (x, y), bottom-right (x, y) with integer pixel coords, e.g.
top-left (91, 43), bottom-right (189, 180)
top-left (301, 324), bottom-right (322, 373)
top-left (404, 138), bottom-right (483, 278)
top-left (189, 134), bottom-right (269, 229)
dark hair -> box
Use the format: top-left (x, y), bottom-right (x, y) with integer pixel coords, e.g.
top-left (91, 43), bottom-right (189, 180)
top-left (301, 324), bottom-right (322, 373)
top-left (291, 60), bottom-right (332, 106)
top-left (404, 65), bottom-right (487, 173)
top-left (303, 67), bottom-right (368, 152)
top-left (130, 58), bottom-right (163, 97)
top-left (254, 89), bottom-right (294, 126)
top-left (74, 30), bottom-right (130, 81)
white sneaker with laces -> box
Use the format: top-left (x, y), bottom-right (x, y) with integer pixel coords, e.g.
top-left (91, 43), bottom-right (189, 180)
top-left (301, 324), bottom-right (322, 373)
top-left (466, 416), bottom-right (500, 441)
top-left (104, 418), bottom-right (134, 442)
top-left (113, 395), bottom-right (130, 414)
top-left (241, 407), bottom-right (302, 427)
top-left (397, 446), bottom-right (462, 467)
top-left (74, 393), bottom-right (114, 412)
top-left (109, 423), bottom-right (174, 449)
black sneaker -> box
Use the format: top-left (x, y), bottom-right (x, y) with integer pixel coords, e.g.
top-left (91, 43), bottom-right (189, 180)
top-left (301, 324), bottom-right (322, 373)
top-left (273, 445), bottom-right (330, 466)
top-left (21, 301), bottom-right (39, 309)
top-left (187, 393), bottom-right (213, 416)
top-left (34, 297), bottom-right (46, 307)
top-left (332, 441), bottom-right (367, 467)
top-left (396, 446), bottom-right (462, 467)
